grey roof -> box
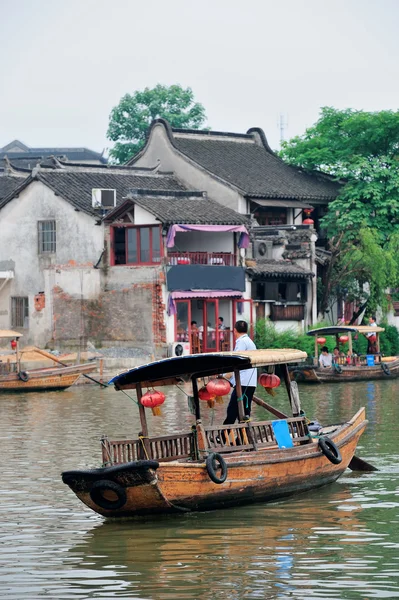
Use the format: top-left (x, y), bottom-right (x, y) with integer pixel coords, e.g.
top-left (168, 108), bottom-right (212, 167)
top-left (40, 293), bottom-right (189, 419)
top-left (246, 259), bottom-right (314, 279)
top-left (0, 140), bottom-right (107, 164)
top-left (0, 167), bottom-right (188, 216)
top-left (132, 120), bottom-right (340, 202)
top-left (0, 175), bottom-right (27, 200)
top-left (118, 191), bottom-right (249, 225)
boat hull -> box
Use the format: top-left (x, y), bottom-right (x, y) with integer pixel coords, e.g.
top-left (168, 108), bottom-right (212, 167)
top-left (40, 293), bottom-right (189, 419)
top-left (62, 408), bottom-right (367, 517)
top-left (291, 359), bottom-right (399, 383)
top-left (0, 363), bottom-right (97, 392)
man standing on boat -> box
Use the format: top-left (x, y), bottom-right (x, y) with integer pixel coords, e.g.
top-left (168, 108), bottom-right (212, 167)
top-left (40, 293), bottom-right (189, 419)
top-left (223, 320), bottom-right (257, 424)
top-left (366, 315), bottom-right (378, 354)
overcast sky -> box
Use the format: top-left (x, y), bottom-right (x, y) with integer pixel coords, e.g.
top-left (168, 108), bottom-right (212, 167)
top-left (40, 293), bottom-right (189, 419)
top-left (0, 0), bottom-right (398, 155)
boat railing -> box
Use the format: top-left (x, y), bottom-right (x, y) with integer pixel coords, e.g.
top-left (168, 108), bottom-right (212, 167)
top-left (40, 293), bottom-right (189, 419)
top-left (101, 431), bottom-right (195, 465)
top-left (204, 416), bottom-right (310, 453)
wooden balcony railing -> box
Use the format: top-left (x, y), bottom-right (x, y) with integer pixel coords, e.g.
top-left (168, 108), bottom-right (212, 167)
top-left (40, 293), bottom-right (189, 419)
top-left (168, 251), bottom-right (236, 266)
top-left (270, 303), bottom-right (305, 321)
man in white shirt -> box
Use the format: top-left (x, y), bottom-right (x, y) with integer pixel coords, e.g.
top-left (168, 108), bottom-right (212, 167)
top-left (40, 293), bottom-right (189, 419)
top-left (319, 346), bottom-right (333, 368)
top-left (223, 320), bottom-right (257, 424)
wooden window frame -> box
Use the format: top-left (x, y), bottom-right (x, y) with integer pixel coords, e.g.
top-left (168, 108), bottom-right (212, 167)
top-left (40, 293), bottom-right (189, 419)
top-left (110, 225), bottom-right (162, 266)
top-left (11, 296), bottom-right (29, 328)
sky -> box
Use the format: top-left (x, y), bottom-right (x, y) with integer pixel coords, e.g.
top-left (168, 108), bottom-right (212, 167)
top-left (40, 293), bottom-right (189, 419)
top-left (0, 0), bottom-right (398, 155)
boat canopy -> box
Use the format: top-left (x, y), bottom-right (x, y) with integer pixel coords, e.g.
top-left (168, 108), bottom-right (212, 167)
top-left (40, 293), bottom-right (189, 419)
top-left (307, 325), bottom-right (384, 337)
top-left (0, 329), bottom-right (23, 338)
top-left (110, 349), bottom-right (307, 390)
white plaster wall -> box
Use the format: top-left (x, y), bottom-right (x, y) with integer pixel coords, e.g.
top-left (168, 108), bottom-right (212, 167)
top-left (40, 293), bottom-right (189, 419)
top-left (171, 231), bottom-right (235, 253)
top-left (133, 124), bottom-right (247, 214)
top-left (134, 205), bottom-right (159, 225)
top-left (0, 180), bottom-right (104, 344)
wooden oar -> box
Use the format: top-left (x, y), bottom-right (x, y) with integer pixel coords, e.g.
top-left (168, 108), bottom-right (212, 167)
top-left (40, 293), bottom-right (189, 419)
top-left (252, 394), bottom-right (378, 472)
top-left (30, 347), bottom-right (108, 388)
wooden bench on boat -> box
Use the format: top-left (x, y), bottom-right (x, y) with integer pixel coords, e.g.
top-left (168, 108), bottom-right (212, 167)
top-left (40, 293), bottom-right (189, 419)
top-left (101, 415), bottom-right (311, 465)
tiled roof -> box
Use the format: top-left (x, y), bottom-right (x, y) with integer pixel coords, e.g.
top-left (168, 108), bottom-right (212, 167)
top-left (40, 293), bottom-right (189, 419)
top-left (0, 175), bottom-right (27, 200)
top-left (0, 144), bottom-right (107, 164)
top-left (246, 259), bottom-right (314, 279)
top-left (123, 191), bottom-right (249, 225)
top-left (132, 120), bottom-right (340, 202)
top-left (0, 167), bottom-right (188, 215)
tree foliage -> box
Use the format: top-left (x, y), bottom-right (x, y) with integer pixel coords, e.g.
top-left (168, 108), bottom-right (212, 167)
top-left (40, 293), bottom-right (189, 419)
top-left (280, 107), bottom-right (399, 315)
top-left (107, 84), bottom-right (207, 163)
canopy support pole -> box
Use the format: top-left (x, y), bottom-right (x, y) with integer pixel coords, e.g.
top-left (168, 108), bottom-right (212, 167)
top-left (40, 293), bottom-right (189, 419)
top-left (314, 337), bottom-right (318, 366)
top-left (136, 383), bottom-right (151, 458)
top-left (234, 369), bottom-right (245, 422)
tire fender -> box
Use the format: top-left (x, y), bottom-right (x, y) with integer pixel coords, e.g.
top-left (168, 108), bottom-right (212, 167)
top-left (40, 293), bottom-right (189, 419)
top-left (90, 479), bottom-right (127, 510)
top-left (318, 436), bottom-right (342, 465)
top-left (18, 371), bottom-right (29, 382)
top-left (206, 452), bottom-right (228, 484)
top-left (381, 362), bottom-right (391, 376)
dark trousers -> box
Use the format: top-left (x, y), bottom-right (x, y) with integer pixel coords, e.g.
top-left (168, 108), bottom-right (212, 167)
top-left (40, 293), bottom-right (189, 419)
top-left (223, 386), bottom-right (256, 425)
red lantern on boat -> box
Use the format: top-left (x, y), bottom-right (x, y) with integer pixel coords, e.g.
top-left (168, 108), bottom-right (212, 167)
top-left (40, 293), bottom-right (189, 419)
top-left (140, 389), bottom-right (166, 416)
top-left (259, 372), bottom-right (281, 397)
top-left (316, 337), bottom-right (326, 345)
top-left (198, 386), bottom-right (216, 408)
top-left (206, 378), bottom-right (230, 398)
top-left (10, 339), bottom-right (17, 350)
top-left (339, 335), bottom-right (349, 343)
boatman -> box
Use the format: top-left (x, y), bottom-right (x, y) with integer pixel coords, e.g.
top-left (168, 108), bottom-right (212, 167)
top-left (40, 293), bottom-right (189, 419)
top-left (223, 320), bottom-right (257, 424)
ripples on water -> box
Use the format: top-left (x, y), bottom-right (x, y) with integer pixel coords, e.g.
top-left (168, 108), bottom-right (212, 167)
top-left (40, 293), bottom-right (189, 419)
top-left (0, 379), bottom-right (398, 599)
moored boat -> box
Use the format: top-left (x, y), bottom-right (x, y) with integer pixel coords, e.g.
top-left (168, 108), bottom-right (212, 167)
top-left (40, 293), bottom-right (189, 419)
top-left (290, 326), bottom-right (399, 383)
top-left (62, 349), bottom-right (368, 517)
top-left (0, 330), bottom-right (97, 391)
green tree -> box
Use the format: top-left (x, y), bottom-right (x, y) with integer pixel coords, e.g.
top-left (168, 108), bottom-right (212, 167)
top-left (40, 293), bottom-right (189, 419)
top-left (280, 107), bottom-right (399, 316)
top-left (107, 84), bottom-right (207, 163)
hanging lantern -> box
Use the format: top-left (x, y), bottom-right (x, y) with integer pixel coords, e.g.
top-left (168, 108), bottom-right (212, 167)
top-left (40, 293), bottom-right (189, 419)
top-left (316, 337), bottom-right (326, 345)
top-left (10, 339), bottom-right (17, 350)
top-left (303, 218), bottom-right (314, 225)
top-left (339, 335), bottom-right (349, 343)
top-left (259, 373), bottom-right (281, 397)
top-left (206, 378), bottom-right (231, 398)
top-left (140, 389), bottom-right (166, 416)
top-left (198, 386), bottom-right (216, 408)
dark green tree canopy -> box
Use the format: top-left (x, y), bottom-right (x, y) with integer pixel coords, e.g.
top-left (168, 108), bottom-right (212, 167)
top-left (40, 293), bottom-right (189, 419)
top-left (280, 107), bottom-right (399, 315)
top-left (107, 84), bottom-right (207, 163)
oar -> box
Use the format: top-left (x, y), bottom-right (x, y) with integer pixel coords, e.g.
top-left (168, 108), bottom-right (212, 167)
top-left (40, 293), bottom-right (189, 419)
top-left (29, 347), bottom-right (108, 388)
top-left (253, 394), bottom-right (378, 471)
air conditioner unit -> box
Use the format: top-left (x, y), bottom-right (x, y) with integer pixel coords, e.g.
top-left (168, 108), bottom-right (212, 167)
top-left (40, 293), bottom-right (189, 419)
top-left (170, 341), bottom-right (191, 357)
top-left (253, 239), bottom-right (273, 259)
top-left (92, 188), bottom-right (116, 209)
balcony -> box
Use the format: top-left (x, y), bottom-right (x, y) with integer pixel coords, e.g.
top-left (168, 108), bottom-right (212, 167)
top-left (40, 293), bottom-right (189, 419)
top-left (270, 303), bottom-right (305, 321)
top-left (167, 251), bottom-right (236, 267)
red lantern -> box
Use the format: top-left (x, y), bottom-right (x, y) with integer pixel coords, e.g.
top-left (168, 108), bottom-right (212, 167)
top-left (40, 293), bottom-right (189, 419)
top-left (303, 218), bottom-right (314, 225)
top-left (316, 337), bottom-right (326, 345)
top-left (259, 373), bottom-right (281, 398)
top-left (339, 335), bottom-right (349, 343)
top-left (206, 378), bottom-right (231, 398)
top-left (10, 340), bottom-right (17, 350)
top-left (140, 389), bottom-right (166, 416)
top-left (198, 386), bottom-right (216, 408)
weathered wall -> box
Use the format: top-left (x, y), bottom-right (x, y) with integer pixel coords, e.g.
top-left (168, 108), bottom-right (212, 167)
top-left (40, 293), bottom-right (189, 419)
top-left (133, 124), bottom-right (247, 214)
top-left (0, 180), bottom-right (104, 346)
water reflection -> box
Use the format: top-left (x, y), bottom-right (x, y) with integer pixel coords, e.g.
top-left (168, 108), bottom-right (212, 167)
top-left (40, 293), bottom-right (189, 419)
top-left (0, 380), bottom-right (399, 599)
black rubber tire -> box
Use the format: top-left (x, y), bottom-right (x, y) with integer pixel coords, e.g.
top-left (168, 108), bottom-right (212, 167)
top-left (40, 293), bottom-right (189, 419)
top-left (292, 369), bottom-right (305, 382)
top-left (18, 371), bottom-right (29, 382)
top-left (333, 364), bottom-right (343, 374)
top-left (206, 452), bottom-right (227, 484)
top-left (318, 436), bottom-right (342, 465)
top-left (90, 479), bottom-right (127, 510)
top-left (381, 362), bottom-right (391, 376)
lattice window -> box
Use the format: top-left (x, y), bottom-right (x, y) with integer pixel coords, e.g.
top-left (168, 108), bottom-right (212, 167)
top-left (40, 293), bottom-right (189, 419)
top-left (38, 220), bottom-right (56, 253)
top-left (11, 297), bottom-right (29, 328)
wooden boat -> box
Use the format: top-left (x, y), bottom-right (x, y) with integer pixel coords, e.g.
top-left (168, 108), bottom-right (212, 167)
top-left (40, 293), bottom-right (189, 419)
top-left (62, 349), bottom-right (368, 517)
top-left (0, 330), bottom-right (97, 391)
top-left (289, 326), bottom-right (399, 383)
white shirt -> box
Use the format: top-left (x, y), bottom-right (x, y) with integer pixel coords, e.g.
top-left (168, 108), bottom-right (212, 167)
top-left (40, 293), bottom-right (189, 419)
top-left (230, 334), bottom-right (258, 388)
top-left (319, 352), bottom-right (333, 368)
top-left (366, 322), bottom-right (377, 337)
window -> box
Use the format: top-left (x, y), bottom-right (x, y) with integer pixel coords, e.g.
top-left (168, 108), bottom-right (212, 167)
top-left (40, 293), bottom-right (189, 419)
top-left (112, 226), bottom-right (161, 265)
top-left (11, 297), bottom-right (29, 328)
top-left (38, 220), bottom-right (56, 253)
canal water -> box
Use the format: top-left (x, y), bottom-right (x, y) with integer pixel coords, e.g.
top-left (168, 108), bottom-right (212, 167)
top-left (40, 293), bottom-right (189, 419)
top-left (0, 378), bottom-right (399, 599)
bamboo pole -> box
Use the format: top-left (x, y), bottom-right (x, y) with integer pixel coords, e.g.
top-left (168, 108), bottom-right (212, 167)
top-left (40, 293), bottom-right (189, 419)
top-left (234, 369), bottom-right (245, 422)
